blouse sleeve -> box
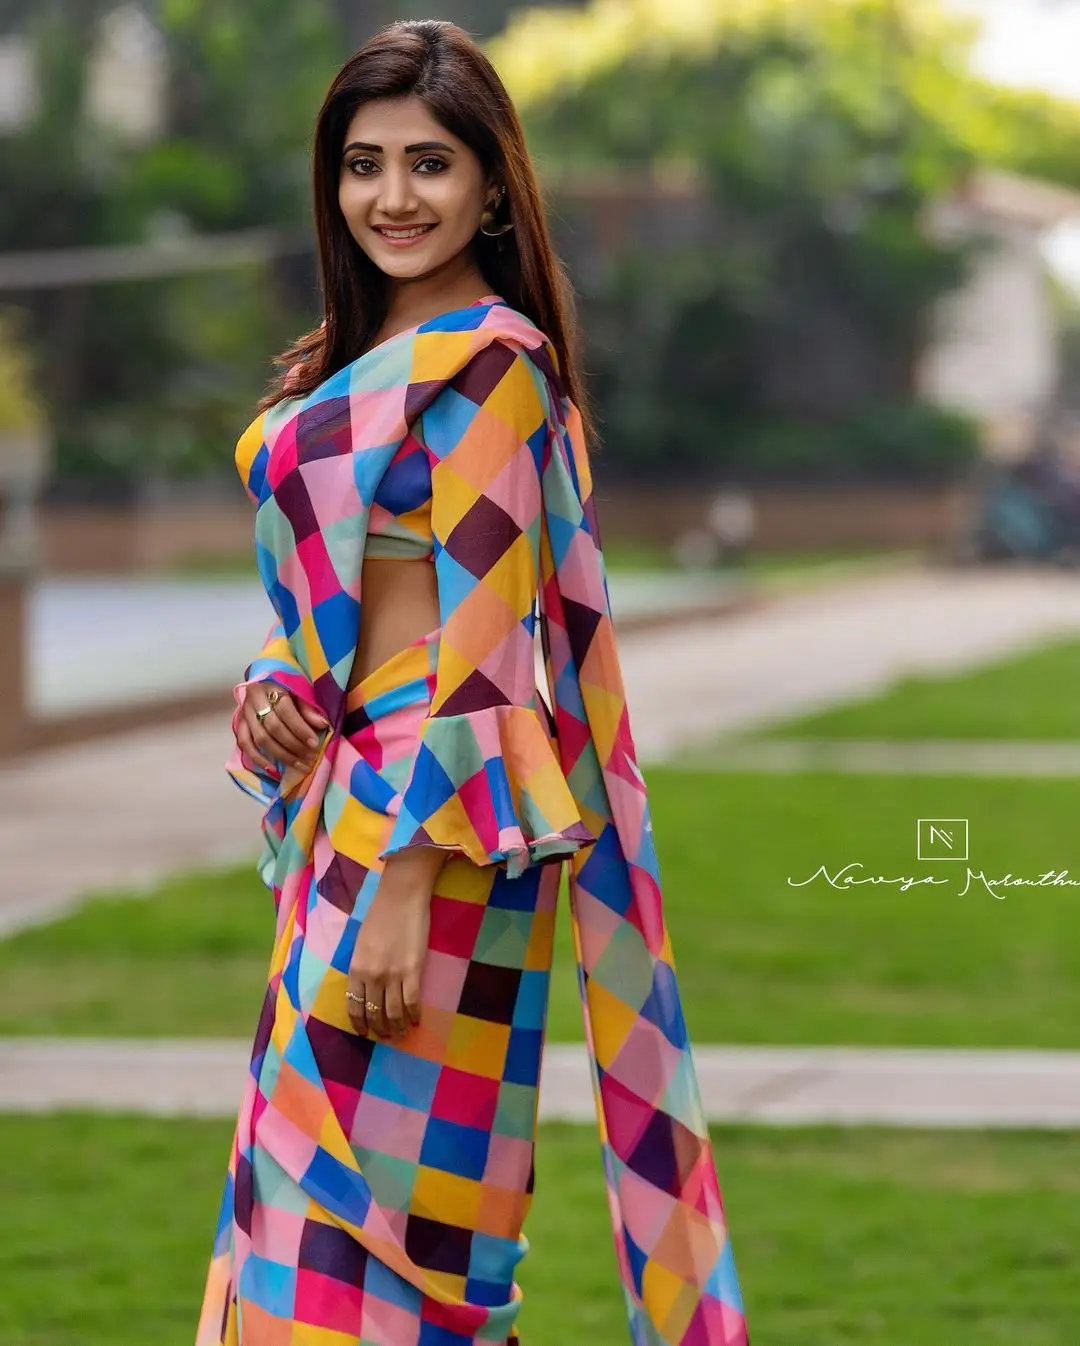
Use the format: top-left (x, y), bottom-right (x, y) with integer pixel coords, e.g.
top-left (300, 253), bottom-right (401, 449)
top-left (377, 340), bottom-right (596, 879)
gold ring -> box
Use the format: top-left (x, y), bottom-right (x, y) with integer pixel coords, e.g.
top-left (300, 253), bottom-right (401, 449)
top-left (266, 687), bottom-right (282, 707)
top-left (345, 990), bottom-right (363, 1004)
top-left (254, 704), bottom-right (274, 723)
top-left (365, 1001), bottom-right (381, 1015)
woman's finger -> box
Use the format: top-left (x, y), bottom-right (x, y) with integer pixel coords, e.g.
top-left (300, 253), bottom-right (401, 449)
top-left (249, 708), bottom-right (312, 766)
top-left (273, 696), bottom-right (326, 754)
top-left (295, 700), bottom-right (331, 733)
top-left (346, 982), bottom-right (368, 1037)
top-left (365, 982), bottom-right (389, 1040)
top-left (236, 723), bottom-right (276, 773)
top-left (402, 971), bottom-right (422, 1028)
top-left (384, 981), bottom-right (407, 1038)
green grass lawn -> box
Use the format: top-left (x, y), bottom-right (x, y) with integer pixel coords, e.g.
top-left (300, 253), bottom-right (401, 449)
top-left (3, 769), bottom-right (1079, 1047)
top-left (755, 635), bottom-right (1080, 741)
top-left (1, 1114), bottom-right (1077, 1345)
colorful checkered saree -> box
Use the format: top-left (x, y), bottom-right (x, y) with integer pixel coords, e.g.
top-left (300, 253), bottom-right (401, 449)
top-left (199, 297), bottom-right (748, 1344)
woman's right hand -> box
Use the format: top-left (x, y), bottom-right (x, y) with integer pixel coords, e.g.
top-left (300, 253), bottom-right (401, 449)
top-left (236, 684), bottom-right (330, 776)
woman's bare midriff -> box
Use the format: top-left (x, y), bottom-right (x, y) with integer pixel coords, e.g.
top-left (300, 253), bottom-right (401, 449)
top-left (348, 557), bottom-right (440, 690)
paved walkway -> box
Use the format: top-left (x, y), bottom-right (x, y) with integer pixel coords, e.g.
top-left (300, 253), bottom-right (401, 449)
top-left (29, 571), bottom-right (743, 718)
top-left (4, 1040), bottom-right (1079, 1128)
top-left (691, 739), bottom-right (1080, 775)
top-left (6, 564), bottom-right (1080, 937)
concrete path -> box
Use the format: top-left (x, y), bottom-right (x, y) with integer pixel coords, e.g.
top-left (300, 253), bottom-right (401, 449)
top-left (4, 1040), bottom-right (1079, 1128)
top-left (690, 739), bottom-right (1080, 776)
top-left (622, 564), bottom-right (1080, 759)
top-left (29, 571), bottom-right (743, 718)
top-left (6, 564), bottom-right (1080, 939)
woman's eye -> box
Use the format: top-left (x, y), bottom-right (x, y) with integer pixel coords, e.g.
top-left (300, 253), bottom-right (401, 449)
top-left (415, 156), bottom-right (447, 174)
top-left (347, 157), bottom-right (377, 176)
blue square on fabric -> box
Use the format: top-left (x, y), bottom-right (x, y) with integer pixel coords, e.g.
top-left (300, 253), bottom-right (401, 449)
top-left (423, 387), bottom-right (482, 462)
top-left (466, 1231), bottom-right (520, 1283)
top-left (364, 1045), bottom-right (441, 1112)
top-left (303, 1147), bottom-right (370, 1225)
top-left (312, 589), bottom-right (361, 669)
top-left (511, 970), bottom-right (549, 1029)
top-left (639, 960), bottom-right (690, 1051)
top-left (418, 1320), bottom-right (475, 1345)
top-left (364, 1248), bottom-right (421, 1310)
top-left (420, 304), bottom-right (492, 335)
top-left (237, 1252), bottom-right (297, 1319)
top-left (406, 743), bottom-right (460, 814)
top-left (503, 1027), bottom-right (543, 1087)
top-left (419, 1117), bottom-right (490, 1182)
top-left (268, 576), bottom-right (301, 637)
top-left (577, 828), bottom-right (633, 914)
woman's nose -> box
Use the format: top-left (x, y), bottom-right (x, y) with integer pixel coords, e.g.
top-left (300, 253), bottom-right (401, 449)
top-left (378, 168), bottom-right (418, 216)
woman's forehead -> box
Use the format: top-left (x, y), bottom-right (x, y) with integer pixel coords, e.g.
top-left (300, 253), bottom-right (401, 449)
top-left (343, 96), bottom-right (457, 149)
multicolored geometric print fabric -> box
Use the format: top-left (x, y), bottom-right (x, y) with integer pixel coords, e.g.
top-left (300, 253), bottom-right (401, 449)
top-left (197, 296), bottom-right (749, 1344)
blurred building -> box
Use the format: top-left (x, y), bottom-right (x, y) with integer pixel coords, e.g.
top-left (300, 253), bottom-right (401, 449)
top-left (919, 169), bottom-right (1080, 463)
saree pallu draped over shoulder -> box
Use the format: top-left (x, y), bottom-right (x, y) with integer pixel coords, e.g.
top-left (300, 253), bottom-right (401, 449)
top-left (197, 298), bottom-right (750, 1345)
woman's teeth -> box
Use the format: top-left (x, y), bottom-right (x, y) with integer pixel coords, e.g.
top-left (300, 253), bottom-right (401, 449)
top-left (377, 225), bottom-right (435, 239)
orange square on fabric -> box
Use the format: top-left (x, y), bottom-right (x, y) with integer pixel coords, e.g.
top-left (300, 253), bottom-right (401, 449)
top-left (446, 1016), bottom-right (510, 1079)
top-left (477, 1183), bottom-right (529, 1239)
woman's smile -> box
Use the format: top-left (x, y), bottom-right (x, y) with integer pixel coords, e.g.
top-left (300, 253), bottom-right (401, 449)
top-left (372, 222), bottom-right (438, 247)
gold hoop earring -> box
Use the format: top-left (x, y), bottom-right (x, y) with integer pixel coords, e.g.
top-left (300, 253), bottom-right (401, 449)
top-left (479, 187), bottom-right (514, 238)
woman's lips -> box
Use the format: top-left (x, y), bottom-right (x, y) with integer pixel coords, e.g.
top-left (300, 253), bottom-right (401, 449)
top-left (373, 224), bottom-right (437, 249)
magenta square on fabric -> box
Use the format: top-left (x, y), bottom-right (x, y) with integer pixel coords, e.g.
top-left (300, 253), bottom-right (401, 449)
top-left (294, 1265), bottom-right (366, 1331)
top-left (431, 1066), bottom-right (500, 1130)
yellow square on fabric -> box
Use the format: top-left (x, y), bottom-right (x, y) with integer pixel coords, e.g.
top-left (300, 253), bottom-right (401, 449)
top-left (640, 1258), bottom-right (687, 1333)
top-left (482, 351), bottom-right (544, 440)
top-left (585, 981), bottom-right (640, 1071)
top-left (426, 793), bottom-right (485, 858)
top-left (523, 909), bottom-right (556, 971)
top-left (422, 1270), bottom-right (470, 1303)
top-left (483, 532), bottom-right (539, 616)
top-left (299, 611), bottom-right (331, 681)
top-left (411, 329), bottom-right (479, 383)
top-left (430, 460), bottom-right (482, 526)
top-left (292, 1324), bottom-right (357, 1346)
top-left (447, 1017), bottom-right (510, 1079)
top-left (412, 1167), bottom-right (483, 1229)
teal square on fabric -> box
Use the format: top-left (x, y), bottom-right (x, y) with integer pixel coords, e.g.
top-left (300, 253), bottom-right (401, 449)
top-left (588, 919), bottom-right (654, 1010)
top-left (492, 1081), bottom-right (538, 1139)
top-left (251, 1148), bottom-right (312, 1217)
top-left (473, 907), bottom-right (533, 968)
top-left (353, 1151), bottom-right (417, 1213)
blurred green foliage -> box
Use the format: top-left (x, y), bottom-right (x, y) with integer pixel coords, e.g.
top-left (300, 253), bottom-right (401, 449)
top-left (494, 0), bottom-right (1080, 481)
top-left (1, 0), bottom-right (1079, 485)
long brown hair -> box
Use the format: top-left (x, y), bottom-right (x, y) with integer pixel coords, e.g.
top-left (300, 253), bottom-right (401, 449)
top-left (261, 19), bottom-right (595, 445)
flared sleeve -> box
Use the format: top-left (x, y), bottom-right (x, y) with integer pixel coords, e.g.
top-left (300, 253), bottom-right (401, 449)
top-left (378, 340), bottom-right (596, 879)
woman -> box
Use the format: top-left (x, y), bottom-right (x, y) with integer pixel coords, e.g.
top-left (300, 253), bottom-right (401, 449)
top-left (197, 19), bottom-right (749, 1346)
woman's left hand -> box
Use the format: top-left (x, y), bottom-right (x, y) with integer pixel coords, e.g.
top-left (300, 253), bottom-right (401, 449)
top-left (347, 885), bottom-right (431, 1040)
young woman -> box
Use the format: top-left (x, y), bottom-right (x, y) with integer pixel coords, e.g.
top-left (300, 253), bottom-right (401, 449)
top-left (197, 20), bottom-right (749, 1346)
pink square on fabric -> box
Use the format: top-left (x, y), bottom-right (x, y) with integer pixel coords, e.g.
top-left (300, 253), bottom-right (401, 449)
top-left (250, 1205), bottom-right (306, 1267)
top-left (347, 385), bottom-right (408, 446)
top-left (421, 949), bottom-right (469, 1013)
top-left (362, 1291), bottom-right (422, 1345)
top-left (294, 1267), bottom-right (365, 1332)
top-left (296, 531), bottom-right (341, 606)
top-left (483, 441), bottom-right (542, 529)
top-left (431, 1066), bottom-right (500, 1130)
top-left (294, 454), bottom-right (364, 528)
top-left (457, 770), bottom-right (500, 853)
top-left (351, 1093), bottom-right (427, 1163)
top-left (607, 1019), bottom-right (682, 1105)
top-left (481, 1132), bottom-right (533, 1191)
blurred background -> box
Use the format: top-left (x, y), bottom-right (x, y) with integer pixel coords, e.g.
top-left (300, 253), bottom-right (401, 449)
top-left (3, 1), bottom-right (1080, 1342)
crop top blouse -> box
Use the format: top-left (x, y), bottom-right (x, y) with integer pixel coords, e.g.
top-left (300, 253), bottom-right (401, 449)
top-left (363, 419), bottom-right (436, 562)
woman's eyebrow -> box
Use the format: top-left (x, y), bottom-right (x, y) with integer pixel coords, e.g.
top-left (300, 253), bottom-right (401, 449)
top-left (342, 140), bottom-right (456, 155)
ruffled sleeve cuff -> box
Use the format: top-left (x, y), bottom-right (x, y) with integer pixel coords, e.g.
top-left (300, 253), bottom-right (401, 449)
top-left (378, 704), bottom-right (597, 880)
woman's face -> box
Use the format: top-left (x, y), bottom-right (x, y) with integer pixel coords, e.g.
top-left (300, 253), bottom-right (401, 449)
top-left (338, 95), bottom-right (495, 284)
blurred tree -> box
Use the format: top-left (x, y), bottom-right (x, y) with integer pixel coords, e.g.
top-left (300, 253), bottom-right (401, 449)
top-left (488, 0), bottom-right (1076, 481)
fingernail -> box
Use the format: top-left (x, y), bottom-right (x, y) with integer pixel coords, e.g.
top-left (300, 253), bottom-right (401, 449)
top-left (307, 736), bottom-right (320, 749)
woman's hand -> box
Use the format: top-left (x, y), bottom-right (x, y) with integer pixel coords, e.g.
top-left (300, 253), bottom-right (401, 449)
top-left (348, 886), bottom-right (431, 1040)
top-left (236, 684), bottom-right (329, 775)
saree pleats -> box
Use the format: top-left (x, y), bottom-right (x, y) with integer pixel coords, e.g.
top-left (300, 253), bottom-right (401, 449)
top-left (197, 628), bottom-right (557, 1344)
